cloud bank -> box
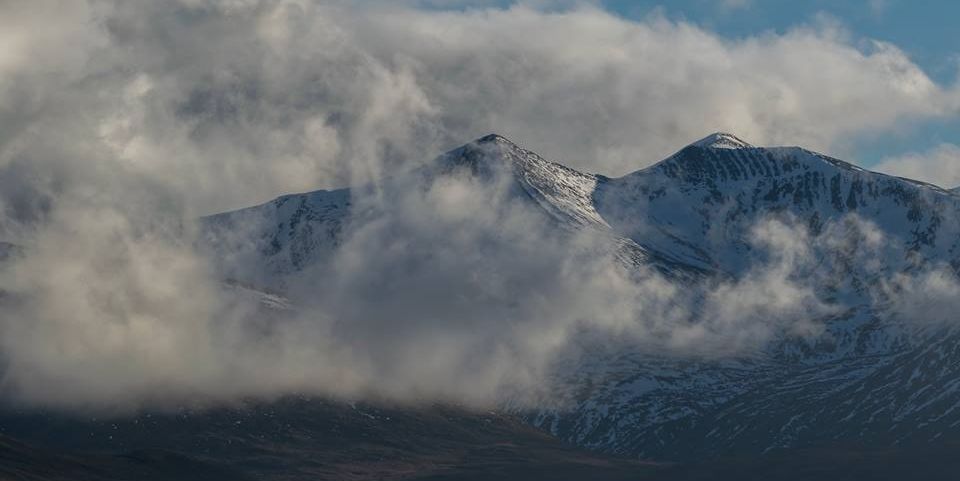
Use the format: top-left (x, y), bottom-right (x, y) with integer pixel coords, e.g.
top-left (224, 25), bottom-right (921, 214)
top-left (0, 0), bottom-right (959, 413)
top-left (0, 155), bottom-right (842, 412)
top-left (3, 0), bottom-right (958, 223)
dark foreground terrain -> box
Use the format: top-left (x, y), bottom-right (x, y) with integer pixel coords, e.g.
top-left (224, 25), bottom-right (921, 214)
top-left (0, 398), bottom-right (653, 481)
top-left (2, 398), bottom-right (959, 481)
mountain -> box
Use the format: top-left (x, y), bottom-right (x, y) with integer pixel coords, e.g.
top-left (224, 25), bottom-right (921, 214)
top-left (528, 133), bottom-right (960, 460)
top-left (199, 133), bottom-right (641, 283)
top-left (6, 132), bottom-right (960, 480)
top-left (594, 132), bottom-right (957, 275)
top-left (198, 132), bottom-right (960, 462)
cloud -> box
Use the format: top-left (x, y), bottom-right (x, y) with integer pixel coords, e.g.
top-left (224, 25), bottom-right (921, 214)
top-left (2, 1), bottom-right (956, 223)
top-left (0, 140), bottom-right (843, 412)
top-left (0, 0), bottom-right (958, 412)
top-left (874, 143), bottom-right (960, 189)
top-left (343, 4), bottom-right (958, 174)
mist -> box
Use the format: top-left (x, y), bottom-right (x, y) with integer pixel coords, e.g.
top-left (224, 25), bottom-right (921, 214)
top-left (1, 0), bottom-right (959, 414)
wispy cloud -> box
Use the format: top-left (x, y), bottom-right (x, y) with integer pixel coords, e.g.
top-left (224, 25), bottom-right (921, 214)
top-left (875, 143), bottom-right (960, 189)
top-left (0, 0), bottom-right (958, 413)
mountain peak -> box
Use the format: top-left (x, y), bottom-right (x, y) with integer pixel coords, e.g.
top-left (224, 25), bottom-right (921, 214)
top-left (476, 133), bottom-right (515, 146)
top-left (688, 132), bottom-right (753, 150)
top-left (426, 133), bottom-right (524, 178)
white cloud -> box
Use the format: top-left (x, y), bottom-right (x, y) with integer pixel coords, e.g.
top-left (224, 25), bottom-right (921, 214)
top-left (346, 4), bottom-right (958, 174)
top-left (0, 161), bottom-right (852, 411)
top-left (0, 0), bottom-right (959, 412)
top-left (874, 143), bottom-right (960, 189)
top-left (1, 1), bottom-right (956, 222)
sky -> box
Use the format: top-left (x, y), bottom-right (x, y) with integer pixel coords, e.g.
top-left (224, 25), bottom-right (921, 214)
top-left (612, 0), bottom-right (960, 167)
top-left (420, 0), bottom-right (960, 171)
top-left (601, 0), bottom-right (960, 165)
top-left (3, 0), bottom-right (958, 218)
top-left (1, 0), bottom-right (960, 412)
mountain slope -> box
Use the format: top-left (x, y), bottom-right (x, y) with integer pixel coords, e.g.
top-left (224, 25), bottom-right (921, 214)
top-left (532, 133), bottom-right (960, 459)
top-left (595, 132), bottom-right (960, 274)
top-left (198, 132), bottom-right (960, 461)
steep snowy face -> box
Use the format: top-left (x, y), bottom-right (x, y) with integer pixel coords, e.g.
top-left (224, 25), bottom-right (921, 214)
top-left (532, 134), bottom-right (960, 461)
top-left (201, 130), bottom-right (960, 320)
top-left (201, 187), bottom-right (353, 286)
top-left (594, 135), bottom-right (960, 275)
top-left (429, 134), bottom-right (609, 228)
top-left (199, 135), bottom-right (618, 286)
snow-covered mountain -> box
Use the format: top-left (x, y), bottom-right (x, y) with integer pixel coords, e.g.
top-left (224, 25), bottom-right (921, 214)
top-left (201, 132), bottom-right (960, 461)
top-left (595, 132), bottom-right (959, 275)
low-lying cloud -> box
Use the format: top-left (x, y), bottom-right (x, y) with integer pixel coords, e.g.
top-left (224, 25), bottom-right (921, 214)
top-left (1, 0), bottom-right (959, 413)
top-left (0, 159), bottom-right (910, 413)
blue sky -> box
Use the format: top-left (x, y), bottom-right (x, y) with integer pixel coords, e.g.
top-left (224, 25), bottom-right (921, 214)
top-left (603, 0), bottom-right (959, 83)
top-left (5, 0), bottom-right (960, 217)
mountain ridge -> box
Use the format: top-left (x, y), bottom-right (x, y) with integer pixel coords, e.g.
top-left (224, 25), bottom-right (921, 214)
top-left (195, 132), bottom-right (960, 461)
